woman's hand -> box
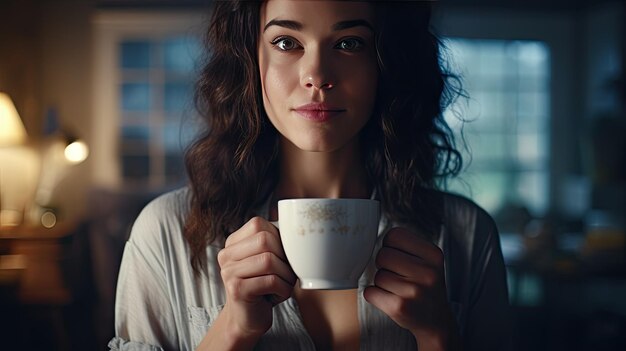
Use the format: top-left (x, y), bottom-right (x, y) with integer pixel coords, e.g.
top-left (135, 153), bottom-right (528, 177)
top-left (363, 227), bottom-right (460, 351)
top-left (200, 217), bottom-right (296, 350)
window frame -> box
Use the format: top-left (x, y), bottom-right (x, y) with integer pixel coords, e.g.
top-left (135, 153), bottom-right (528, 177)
top-left (444, 38), bottom-right (552, 215)
top-left (92, 11), bottom-right (206, 189)
top-left (437, 8), bottom-right (579, 216)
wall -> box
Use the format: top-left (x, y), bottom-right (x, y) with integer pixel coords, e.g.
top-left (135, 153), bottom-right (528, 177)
top-left (39, 1), bottom-right (96, 220)
top-left (1, 0), bottom-right (45, 225)
top-left (0, 0), bottom-right (43, 137)
top-left (584, 1), bottom-right (624, 117)
top-left (1, 0), bottom-right (96, 221)
top-left (582, 2), bottom-right (625, 218)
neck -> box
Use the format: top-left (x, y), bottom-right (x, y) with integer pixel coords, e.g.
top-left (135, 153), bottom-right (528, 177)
top-left (274, 137), bottom-right (370, 200)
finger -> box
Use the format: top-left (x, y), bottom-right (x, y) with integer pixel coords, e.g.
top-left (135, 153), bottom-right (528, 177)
top-left (225, 217), bottom-right (279, 247)
top-left (219, 230), bottom-right (288, 264)
top-left (373, 269), bottom-right (425, 299)
top-left (221, 252), bottom-right (297, 286)
top-left (227, 275), bottom-right (294, 304)
top-left (376, 246), bottom-right (438, 281)
top-left (383, 227), bottom-right (443, 266)
top-left (363, 285), bottom-right (404, 319)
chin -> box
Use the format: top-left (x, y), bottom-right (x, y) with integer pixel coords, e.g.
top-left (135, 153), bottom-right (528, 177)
top-left (300, 138), bottom-right (361, 154)
top-left (280, 127), bottom-right (361, 154)
top-left (295, 142), bottom-right (338, 153)
top-left (287, 137), bottom-right (342, 153)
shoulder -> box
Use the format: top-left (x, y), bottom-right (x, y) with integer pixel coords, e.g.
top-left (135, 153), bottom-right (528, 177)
top-left (437, 191), bottom-right (499, 241)
top-left (135, 187), bottom-right (191, 224)
top-left (127, 187), bottom-right (191, 257)
top-left (439, 192), bottom-right (495, 225)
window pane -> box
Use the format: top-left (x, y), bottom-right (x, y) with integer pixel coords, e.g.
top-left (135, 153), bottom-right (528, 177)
top-left (515, 41), bottom-right (549, 77)
top-left (120, 126), bottom-right (150, 153)
top-left (516, 133), bottom-right (548, 165)
top-left (470, 91), bottom-right (510, 130)
top-left (122, 154), bottom-right (150, 180)
top-left (464, 171), bottom-right (509, 211)
top-left (518, 73), bottom-right (549, 92)
top-left (517, 92), bottom-right (548, 121)
top-left (165, 153), bottom-right (186, 181)
top-left (163, 122), bottom-right (183, 153)
top-left (163, 37), bottom-right (201, 73)
top-left (164, 81), bottom-right (192, 113)
top-left (447, 39), bottom-right (478, 87)
top-left (120, 41), bottom-right (151, 69)
top-left (466, 132), bottom-right (507, 162)
top-left (181, 118), bottom-right (201, 146)
top-left (121, 125), bottom-right (149, 141)
top-left (121, 83), bottom-right (151, 111)
top-left (478, 41), bottom-right (506, 78)
top-left (464, 93), bottom-right (483, 123)
top-left (122, 112), bottom-right (149, 124)
top-left (516, 108), bottom-right (544, 134)
top-left (516, 171), bottom-right (549, 215)
top-left (165, 118), bottom-right (198, 147)
top-left (117, 32), bottom-right (206, 187)
top-left (444, 38), bottom-right (550, 216)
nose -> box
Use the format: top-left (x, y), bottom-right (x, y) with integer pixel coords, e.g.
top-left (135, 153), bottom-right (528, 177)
top-left (301, 48), bottom-right (336, 91)
top-left (305, 81), bottom-right (334, 90)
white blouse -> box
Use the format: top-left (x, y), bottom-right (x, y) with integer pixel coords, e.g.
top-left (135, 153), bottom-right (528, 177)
top-left (109, 187), bottom-right (513, 350)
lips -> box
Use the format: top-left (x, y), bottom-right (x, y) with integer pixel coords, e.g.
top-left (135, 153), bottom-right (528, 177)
top-left (293, 103), bottom-right (346, 122)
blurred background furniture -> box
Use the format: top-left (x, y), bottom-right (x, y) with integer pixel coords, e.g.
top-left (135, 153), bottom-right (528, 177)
top-left (0, 221), bottom-right (95, 350)
top-left (86, 186), bottom-right (162, 348)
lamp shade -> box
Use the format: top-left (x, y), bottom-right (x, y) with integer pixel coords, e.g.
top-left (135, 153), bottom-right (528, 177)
top-left (0, 92), bottom-right (28, 146)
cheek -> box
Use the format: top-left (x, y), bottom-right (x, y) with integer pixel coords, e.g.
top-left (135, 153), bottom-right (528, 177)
top-left (356, 68), bottom-right (377, 99)
top-left (259, 48), bottom-right (298, 105)
top-left (265, 67), bottom-right (291, 99)
top-left (341, 59), bottom-right (378, 111)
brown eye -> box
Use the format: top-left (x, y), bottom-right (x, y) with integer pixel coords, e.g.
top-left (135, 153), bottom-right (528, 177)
top-left (336, 38), bottom-right (364, 52)
top-left (272, 37), bottom-right (301, 51)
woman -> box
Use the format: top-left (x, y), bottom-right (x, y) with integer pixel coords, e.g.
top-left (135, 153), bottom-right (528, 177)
top-left (109, 1), bottom-right (512, 350)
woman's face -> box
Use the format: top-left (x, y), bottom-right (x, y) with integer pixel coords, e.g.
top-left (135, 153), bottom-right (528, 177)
top-left (258, 0), bottom-right (378, 153)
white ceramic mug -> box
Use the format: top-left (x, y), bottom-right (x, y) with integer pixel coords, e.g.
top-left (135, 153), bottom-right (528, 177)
top-left (274, 198), bottom-right (380, 290)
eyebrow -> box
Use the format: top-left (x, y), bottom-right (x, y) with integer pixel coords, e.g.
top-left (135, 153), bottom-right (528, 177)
top-left (264, 19), bottom-right (302, 32)
top-left (332, 19), bottom-right (374, 32)
top-left (263, 19), bottom-right (374, 33)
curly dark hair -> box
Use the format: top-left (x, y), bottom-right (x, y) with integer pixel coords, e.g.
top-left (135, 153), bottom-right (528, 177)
top-left (184, 0), bottom-right (463, 273)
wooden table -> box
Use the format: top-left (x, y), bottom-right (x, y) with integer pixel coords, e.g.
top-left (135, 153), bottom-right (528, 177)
top-left (0, 222), bottom-right (77, 304)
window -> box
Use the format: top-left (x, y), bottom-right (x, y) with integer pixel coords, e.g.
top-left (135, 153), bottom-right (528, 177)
top-left (444, 39), bottom-right (551, 217)
top-left (92, 12), bottom-right (205, 189)
top-left (118, 36), bottom-right (202, 186)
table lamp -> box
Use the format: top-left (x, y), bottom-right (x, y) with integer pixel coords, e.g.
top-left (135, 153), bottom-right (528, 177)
top-left (0, 93), bottom-right (27, 146)
top-left (0, 93), bottom-right (40, 226)
top-left (34, 130), bottom-right (89, 211)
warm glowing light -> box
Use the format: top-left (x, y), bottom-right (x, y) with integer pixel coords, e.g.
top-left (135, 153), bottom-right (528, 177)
top-left (64, 140), bottom-right (89, 164)
top-left (0, 92), bottom-right (27, 146)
